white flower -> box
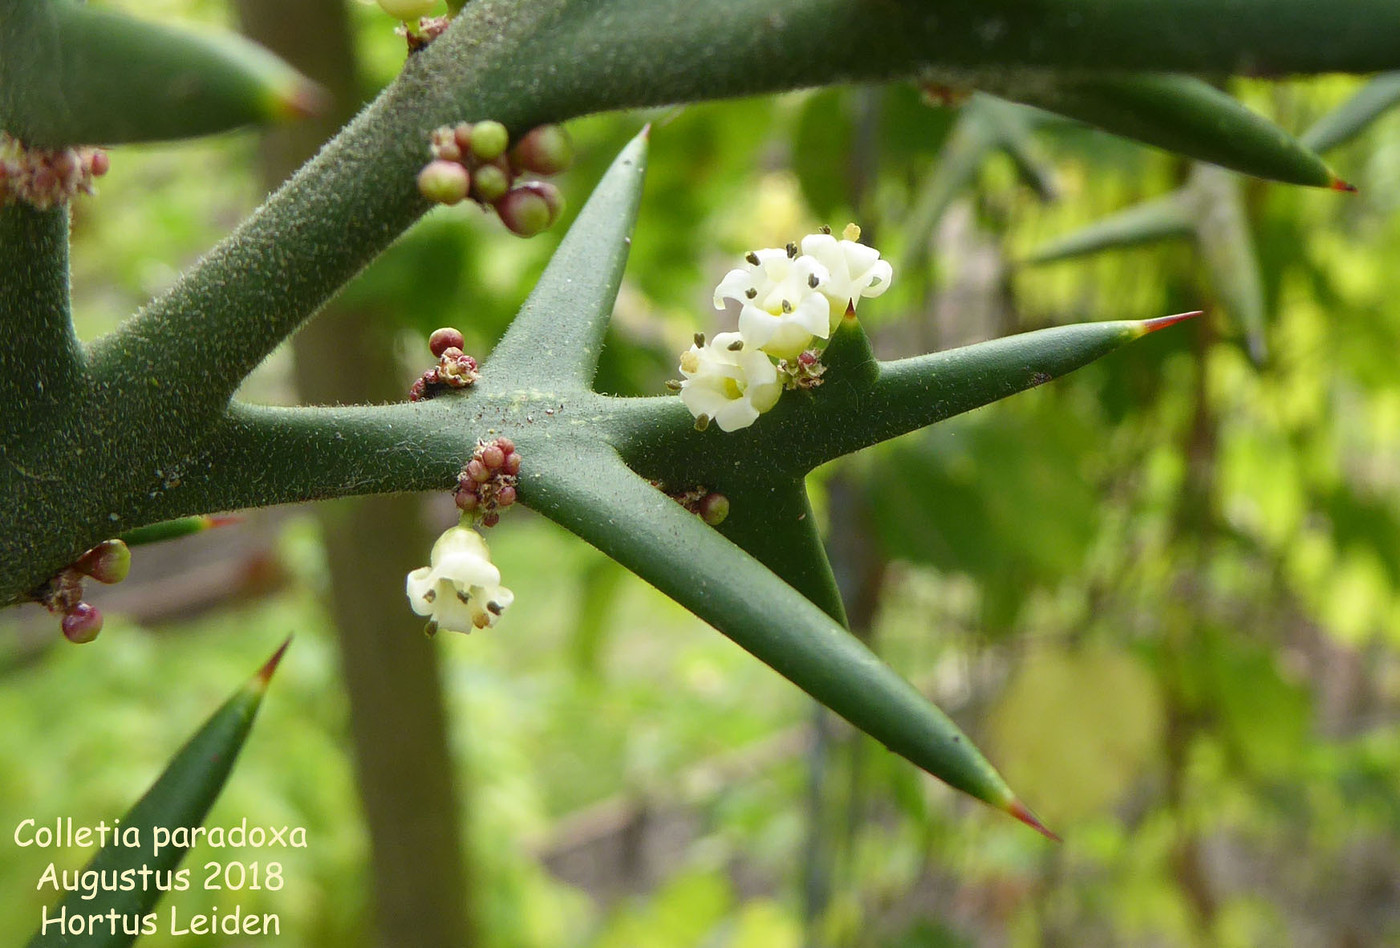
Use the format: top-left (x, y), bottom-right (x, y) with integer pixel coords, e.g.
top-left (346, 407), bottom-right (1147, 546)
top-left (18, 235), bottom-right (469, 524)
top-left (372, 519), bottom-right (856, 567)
top-left (714, 248), bottom-right (831, 360)
top-left (800, 228), bottom-right (893, 330)
top-left (678, 331), bottom-right (782, 432)
top-left (406, 524), bottom-right (514, 634)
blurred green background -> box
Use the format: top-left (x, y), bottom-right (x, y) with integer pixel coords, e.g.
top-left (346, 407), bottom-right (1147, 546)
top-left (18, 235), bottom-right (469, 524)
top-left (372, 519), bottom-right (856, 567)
top-left (3, 2), bottom-right (1400, 946)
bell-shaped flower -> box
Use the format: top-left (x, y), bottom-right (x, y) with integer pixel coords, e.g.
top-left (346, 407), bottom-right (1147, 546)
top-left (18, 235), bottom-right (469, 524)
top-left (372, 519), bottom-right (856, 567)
top-left (406, 524), bottom-right (514, 634)
top-left (800, 230), bottom-right (893, 330)
top-left (714, 248), bottom-right (831, 360)
top-left (678, 331), bottom-right (782, 432)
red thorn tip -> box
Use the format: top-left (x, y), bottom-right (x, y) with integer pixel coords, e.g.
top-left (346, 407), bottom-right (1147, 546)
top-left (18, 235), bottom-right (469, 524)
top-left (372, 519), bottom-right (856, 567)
top-left (255, 637), bottom-right (293, 687)
top-left (1330, 177), bottom-right (1358, 193)
top-left (843, 301), bottom-right (858, 321)
top-left (1140, 310), bottom-right (1202, 335)
top-left (1006, 799), bottom-right (1061, 842)
top-left (640, 123), bottom-right (652, 139)
top-left (277, 81), bottom-right (328, 120)
top-left (205, 514), bottom-right (242, 529)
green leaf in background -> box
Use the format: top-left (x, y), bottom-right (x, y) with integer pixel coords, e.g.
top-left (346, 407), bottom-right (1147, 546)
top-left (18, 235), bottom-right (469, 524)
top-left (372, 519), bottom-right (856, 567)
top-left (1020, 191), bottom-right (1194, 266)
top-left (0, 3), bottom-right (320, 147)
top-left (26, 640), bottom-right (289, 948)
top-left (900, 94), bottom-right (1055, 272)
top-left (792, 88), bottom-right (856, 221)
top-left (989, 646), bottom-right (1164, 825)
top-left (1301, 72), bottom-right (1400, 154)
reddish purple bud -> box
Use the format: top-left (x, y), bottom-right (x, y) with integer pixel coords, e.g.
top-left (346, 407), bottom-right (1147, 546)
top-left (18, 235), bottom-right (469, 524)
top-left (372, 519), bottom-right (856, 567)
top-left (510, 124), bottom-right (574, 176)
top-left (495, 186), bottom-right (553, 237)
top-left (453, 122), bottom-right (473, 153)
top-left (76, 539), bottom-right (131, 585)
top-left (62, 603), bottom-right (103, 643)
top-left (429, 327), bottom-right (465, 357)
top-left (455, 490), bottom-right (480, 511)
top-left (480, 444), bottom-right (506, 470)
top-left (481, 511), bottom-right (500, 528)
top-left (467, 459), bottom-right (491, 483)
top-left (495, 437), bottom-right (515, 454)
top-left (798, 349), bottom-right (819, 366)
top-left (496, 485), bottom-right (517, 507)
top-left (87, 150), bottom-right (110, 177)
top-left (503, 451), bottom-right (521, 476)
top-left (51, 152), bottom-right (77, 178)
top-left (409, 377), bottom-right (428, 401)
top-left (418, 160), bottom-right (471, 205)
top-left (698, 493), bottom-right (730, 526)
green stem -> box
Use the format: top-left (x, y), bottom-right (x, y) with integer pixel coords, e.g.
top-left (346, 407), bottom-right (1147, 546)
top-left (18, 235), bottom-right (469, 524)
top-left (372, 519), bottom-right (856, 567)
top-left (145, 402), bottom-right (465, 519)
top-left (715, 476), bottom-right (848, 625)
top-left (0, 203), bottom-right (80, 416)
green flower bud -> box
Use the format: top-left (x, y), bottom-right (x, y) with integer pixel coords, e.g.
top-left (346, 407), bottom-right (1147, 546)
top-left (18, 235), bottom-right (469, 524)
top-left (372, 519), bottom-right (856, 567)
top-left (470, 121), bottom-right (510, 161)
top-left (418, 160), bottom-right (471, 205)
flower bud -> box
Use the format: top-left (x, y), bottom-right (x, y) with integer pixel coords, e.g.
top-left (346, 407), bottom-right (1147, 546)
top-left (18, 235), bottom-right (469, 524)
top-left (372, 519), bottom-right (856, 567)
top-left (86, 150), bottom-right (110, 177)
top-left (466, 459), bottom-right (491, 483)
top-left (418, 160), bottom-right (470, 205)
top-left (503, 451), bottom-right (521, 476)
top-left (495, 186), bottom-right (551, 237)
top-left (62, 603), bottom-right (103, 643)
top-left (496, 485), bottom-right (517, 507)
top-left (510, 124), bottom-right (573, 176)
top-left (480, 444), bottom-right (506, 470)
top-left (470, 121), bottom-right (510, 161)
top-left (76, 539), bottom-right (131, 585)
top-left (525, 180), bottom-right (565, 226)
top-left (453, 122), bottom-right (473, 153)
top-left (429, 327), bottom-right (465, 357)
top-left (698, 493), bottom-right (730, 526)
top-left (471, 162), bottom-right (510, 203)
top-left (433, 139), bottom-right (462, 163)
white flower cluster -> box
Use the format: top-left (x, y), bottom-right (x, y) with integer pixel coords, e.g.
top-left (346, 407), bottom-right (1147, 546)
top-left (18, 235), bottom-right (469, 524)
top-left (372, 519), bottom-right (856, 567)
top-left (679, 225), bottom-right (891, 432)
top-left (406, 523), bottom-right (514, 635)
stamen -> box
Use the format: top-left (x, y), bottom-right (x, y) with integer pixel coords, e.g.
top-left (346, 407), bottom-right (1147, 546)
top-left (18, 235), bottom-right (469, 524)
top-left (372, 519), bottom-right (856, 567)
top-left (727, 339), bottom-right (744, 351)
top-left (785, 242), bottom-right (798, 258)
top-left (694, 331), bottom-right (706, 347)
top-left (744, 287), bottom-right (758, 299)
top-left (745, 251), bottom-right (760, 266)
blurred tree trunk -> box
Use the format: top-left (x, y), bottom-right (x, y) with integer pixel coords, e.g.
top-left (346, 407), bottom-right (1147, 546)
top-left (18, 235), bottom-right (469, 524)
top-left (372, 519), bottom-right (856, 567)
top-left (231, 3), bottom-right (474, 945)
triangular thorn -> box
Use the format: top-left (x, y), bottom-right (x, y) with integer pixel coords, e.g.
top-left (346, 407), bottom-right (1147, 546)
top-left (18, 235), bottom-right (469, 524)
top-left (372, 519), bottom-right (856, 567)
top-left (1139, 310), bottom-right (1202, 335)
top-left (1006, 798), bottom-right (1062, 842)
top-left (1329, 175), bottom-right (1358, 194)
top-left (255, 636), bottom-right (293, 689)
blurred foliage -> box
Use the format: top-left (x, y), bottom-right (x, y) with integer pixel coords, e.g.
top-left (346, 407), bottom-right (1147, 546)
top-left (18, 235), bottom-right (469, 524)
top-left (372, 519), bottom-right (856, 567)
top-left (7, 2), bottom-right (1400, 946)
